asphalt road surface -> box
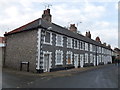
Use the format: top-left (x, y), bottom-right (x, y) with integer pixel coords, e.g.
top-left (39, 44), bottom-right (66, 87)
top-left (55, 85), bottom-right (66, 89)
top-left (2, 64), bottom-right (119, 88)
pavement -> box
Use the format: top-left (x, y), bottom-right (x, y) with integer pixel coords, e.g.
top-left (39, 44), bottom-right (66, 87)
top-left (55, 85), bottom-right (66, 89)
top-left (2, 64), bottom-right (119, 88)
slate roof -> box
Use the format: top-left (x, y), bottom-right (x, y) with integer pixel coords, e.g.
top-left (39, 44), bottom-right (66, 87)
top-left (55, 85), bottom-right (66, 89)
top-left (4, 18), bottom-right (112, 50)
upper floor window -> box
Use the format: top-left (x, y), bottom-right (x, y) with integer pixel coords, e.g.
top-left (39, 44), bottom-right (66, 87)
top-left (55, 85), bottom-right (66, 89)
top-left (102, 48), bottom-right (104, 54)
top-left (85, 42), bottom-right (88, 51)
top-left (67, 37), bottom-right (72, 48)
top-left (97, 46), bottom-right (99, 53)
top-left (55, 50), bottom-right (63, 65)
top-left (44, 31), bottom-right (52, 45)
top-left (99, 47), bottom-right (101, 53)
top-left (74, 39), bottom-right (79, 49)
top-left (56, 34), bottom-right (63, 47)
top-left (80, 41), bottom-right (84, 50)
top-left (92, 45), bottom-right (96, 52)
top-left (90, 44), bottom-right (93, 52)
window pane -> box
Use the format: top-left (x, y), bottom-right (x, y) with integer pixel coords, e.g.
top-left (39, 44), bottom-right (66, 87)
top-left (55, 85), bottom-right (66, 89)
top-left (45, 32), bottom-right (50, 43)
top-left (57, 35), bottom-right (62, 46)
top-left (57, 52), bottom-right (61, 64)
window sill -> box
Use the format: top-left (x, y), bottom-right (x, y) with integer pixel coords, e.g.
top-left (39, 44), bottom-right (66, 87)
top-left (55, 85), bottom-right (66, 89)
top-left (43, 42), bottom-right (52, 45)
top-left (55, 63), bottom-right (63, 65)
top-left (74, 47), bottom-right (79, 49)
top-left (56, 45), bottom-right (63, 47)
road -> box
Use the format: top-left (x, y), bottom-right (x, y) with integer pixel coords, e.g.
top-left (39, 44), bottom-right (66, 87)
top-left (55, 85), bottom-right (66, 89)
top-left (2, 64), bottom-right (119, 88)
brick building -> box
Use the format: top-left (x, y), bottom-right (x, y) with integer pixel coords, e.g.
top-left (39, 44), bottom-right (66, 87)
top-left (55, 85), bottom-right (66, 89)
top-left (0, 37), bottom-right (5, 67)
top-left (4, 9), bottom-right (113, 73)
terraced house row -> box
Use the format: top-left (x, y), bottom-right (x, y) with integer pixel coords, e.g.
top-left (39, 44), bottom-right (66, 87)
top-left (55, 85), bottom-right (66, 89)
top-left (4, 9), bottom-right (112, 73)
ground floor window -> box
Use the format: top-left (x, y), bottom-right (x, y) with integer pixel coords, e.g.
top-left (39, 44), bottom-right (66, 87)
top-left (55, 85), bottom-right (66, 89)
top-left (66, 51), bottom-right (73, 64)
top-left (93, 55), bottom-right (96, 66)
top-left (90, 54), bottom-right (93, 63)
top-left (99, 55), bottom-right (102, 62)
top-left (85, 53), bottom-right (88, 63)
top-left (55, 50), bottom-right (63, 65)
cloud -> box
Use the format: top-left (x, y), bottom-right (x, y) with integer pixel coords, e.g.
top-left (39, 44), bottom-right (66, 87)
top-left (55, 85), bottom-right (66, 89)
top-left (0, 0), bottom-right (118, 48)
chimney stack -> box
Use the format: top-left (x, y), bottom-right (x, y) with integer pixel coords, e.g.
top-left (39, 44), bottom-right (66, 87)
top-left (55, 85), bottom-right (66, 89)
top-left (69, 24), bottom-right (77, 33)
top-left (95, 36), bottom-right (101, 43)
top-left (85, 31), bottom-right (91, 38)
top-left (42, 9), bottom-right (52, 22)
top-left (103, 42), bottom-right (106, 46)
top-left (108, 44), bottom-right (111, 48)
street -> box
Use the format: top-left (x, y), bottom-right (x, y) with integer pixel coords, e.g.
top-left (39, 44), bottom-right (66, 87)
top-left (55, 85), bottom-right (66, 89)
top-left (2, 64), bottom-right (119, 88)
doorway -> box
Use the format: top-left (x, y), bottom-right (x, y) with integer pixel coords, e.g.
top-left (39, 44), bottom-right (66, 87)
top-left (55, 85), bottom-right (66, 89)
top-left (74, 54), bottom-right (78, 68)
top-left (80, 54), bottom-right (84, 67)
top-left (43, 52), bottom-right (51, 72)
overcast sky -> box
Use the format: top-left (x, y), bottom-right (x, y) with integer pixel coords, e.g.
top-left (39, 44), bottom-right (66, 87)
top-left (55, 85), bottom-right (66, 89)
top-left (0, 0), bottom-right (119, 49)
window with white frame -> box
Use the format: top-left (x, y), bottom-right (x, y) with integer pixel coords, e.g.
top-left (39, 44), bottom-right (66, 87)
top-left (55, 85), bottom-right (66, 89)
top-left (102, 55), bottom-right (104, 62)
top-left (102, 48), bottom-right (104, 54)
top-left (85, 42), bottom-right (88, 51)
top-left (93, 55), bottom-right (96, 64)
top-left (99, 47), bottom-right (101, 53)
top-left (56, 34), bottom-right (63, 47)
top-left (55, 50), bottom-right (63, 65)
top-left (67, 37), bottom-right (72, 48)
top-left (74, 39), bottom-right (79, 49)
top-left (90, 44), bottom-right (93, 52)
top-left (44, 31), bottom-right (52, 45)
top-left (104, 49), bottom-right (106, 54)
top-left (90, 54), bottom-right (93, 63)
top-left (66, 51), bottom-right (73, 64)
top-left (85, 53), bottom-right (88, 63)
top-left (97, 46), bottom-right (99, 53)
top-left (82, 41), bottom-right (85, 50)
top-left (99, 55), bottom-right (102, 62)
top-left (94, 45), bottom-right (96, 52)
top-left (92, 45), bottom-right (95, 52)
top-left (80, 41), bottom-right (84, 50)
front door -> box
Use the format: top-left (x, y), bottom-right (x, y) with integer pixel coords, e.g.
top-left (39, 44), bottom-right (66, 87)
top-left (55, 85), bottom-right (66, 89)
top-left (80, 54), bottom-right (84, 67)
top-left (74, 54), bottom-right (78, 68)
top-left (44, 54), bottom-right (50, 72)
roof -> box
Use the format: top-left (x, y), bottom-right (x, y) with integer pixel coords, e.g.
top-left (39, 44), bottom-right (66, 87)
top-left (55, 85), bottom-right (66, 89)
top-left (5, 18), bottom-right (41, 35)
top-left (4, 18), bottom-right (112, 50)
